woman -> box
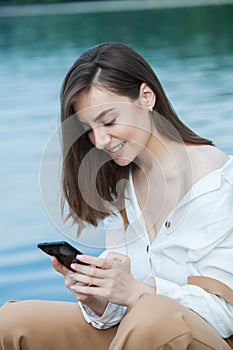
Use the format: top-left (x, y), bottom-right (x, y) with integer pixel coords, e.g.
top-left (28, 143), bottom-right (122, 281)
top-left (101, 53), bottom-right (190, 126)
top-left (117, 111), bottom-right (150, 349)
top-left (0, 42), bottom-right (232, 350)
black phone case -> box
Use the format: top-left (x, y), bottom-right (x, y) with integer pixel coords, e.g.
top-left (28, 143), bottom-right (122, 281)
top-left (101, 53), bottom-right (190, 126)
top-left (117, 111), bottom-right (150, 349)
top-left (37, 241), bottom-right (88, 271)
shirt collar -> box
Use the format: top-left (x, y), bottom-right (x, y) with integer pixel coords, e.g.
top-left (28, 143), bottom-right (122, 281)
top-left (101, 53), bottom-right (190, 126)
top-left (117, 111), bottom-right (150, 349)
top-left (175, 155), bottom-right (233, 209)
top-left (125, 171), bottom-right (142, 224)
top-left (125, 155), bottom-right (233, 219)
top-left (221, 155), bottom-right (233, 185)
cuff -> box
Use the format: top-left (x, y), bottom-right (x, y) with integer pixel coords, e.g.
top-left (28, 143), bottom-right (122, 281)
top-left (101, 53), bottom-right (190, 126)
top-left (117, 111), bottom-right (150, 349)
top-left (143, 276), bottom-right (157, 289)
top-left (79, 301), bottom-right (127, 329)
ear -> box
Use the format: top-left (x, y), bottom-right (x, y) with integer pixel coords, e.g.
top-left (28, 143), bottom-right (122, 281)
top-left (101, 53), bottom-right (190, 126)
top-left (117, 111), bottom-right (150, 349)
top-left (138, 82), bottom-right (156, 110)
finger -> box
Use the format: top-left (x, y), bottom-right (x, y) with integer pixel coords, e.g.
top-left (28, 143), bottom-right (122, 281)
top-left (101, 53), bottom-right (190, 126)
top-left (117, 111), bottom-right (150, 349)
top-left (75, 255), bottom-right (115, 270)
top-left (70, 263), bottom-right (107, 282)
top-left (71, 272), bottom-right (104, 288)
top-left (64, 273), bottom-right (76, 288)
top-left (51, 256), bottom-right (62, 271)
top-left (51, 256), bottom-right (72, 275)
top-left (71, 283), bottom-right (103, 297)
top-left (68, 273), bottom-right (88, 287)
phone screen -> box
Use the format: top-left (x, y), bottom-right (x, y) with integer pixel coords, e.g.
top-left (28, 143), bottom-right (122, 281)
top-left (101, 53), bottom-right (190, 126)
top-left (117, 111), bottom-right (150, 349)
top-left (37, 241), bottom-right (88, 271)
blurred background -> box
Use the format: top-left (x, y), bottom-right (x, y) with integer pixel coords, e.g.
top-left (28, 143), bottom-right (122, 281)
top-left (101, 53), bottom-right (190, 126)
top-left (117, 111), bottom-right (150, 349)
top-left (0, 1), bottom-right (233, 306)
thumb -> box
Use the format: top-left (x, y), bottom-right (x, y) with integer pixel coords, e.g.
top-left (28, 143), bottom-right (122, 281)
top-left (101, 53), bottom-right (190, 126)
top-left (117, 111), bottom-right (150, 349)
top-left (51, 256), bottom-right (71, 275)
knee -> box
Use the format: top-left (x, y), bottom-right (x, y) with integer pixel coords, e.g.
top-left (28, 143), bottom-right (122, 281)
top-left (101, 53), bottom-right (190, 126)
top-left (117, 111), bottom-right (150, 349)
top-left (112, 294), bottom-right (192, 350)
top-left (0, 301), bottom-right (22, 330)
top-left (0, 302), bottom-right (24, 348)
top-left (128, 294), bottom-right (191, 337)
top-left (0, 301), bottom-right (40, 343)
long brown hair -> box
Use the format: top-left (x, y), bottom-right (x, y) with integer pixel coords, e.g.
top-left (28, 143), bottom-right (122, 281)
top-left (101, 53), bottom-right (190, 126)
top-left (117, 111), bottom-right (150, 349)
top-left (60, 42), bottom-right (214, 228)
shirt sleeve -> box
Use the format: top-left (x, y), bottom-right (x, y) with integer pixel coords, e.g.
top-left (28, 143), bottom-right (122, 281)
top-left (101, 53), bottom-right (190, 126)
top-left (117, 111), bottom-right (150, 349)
top-left (78, 301), bottom-right (127, 329)
top-left (155, 276), bottom-right (233, 338)
top-left (78, 215), bottom-right (128, 330)
top-left (155, 223), bottom-right (233, 338)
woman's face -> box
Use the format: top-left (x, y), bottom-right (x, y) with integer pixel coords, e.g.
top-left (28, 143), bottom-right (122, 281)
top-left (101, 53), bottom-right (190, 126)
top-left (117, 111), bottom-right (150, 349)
top-left (74, 85), bottom-right (153, 167)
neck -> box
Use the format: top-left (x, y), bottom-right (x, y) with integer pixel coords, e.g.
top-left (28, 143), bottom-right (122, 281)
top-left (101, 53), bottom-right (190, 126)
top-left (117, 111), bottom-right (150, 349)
top-left (136, 127), bottom-right (190, 176)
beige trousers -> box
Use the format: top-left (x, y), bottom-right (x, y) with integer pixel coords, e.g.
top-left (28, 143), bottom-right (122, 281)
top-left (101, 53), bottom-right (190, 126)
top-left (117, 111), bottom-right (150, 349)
top-left (0, 294), bottom-right (231, 350)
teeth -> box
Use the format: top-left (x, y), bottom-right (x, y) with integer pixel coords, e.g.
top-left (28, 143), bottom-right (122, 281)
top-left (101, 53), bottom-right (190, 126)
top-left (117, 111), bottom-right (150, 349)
top-left (110, 142), bottom-right (124, 153)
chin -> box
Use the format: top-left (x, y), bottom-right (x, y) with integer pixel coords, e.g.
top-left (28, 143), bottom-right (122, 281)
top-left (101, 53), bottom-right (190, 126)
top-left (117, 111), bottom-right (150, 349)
top-left (113, 157), bottom-right (132, 167)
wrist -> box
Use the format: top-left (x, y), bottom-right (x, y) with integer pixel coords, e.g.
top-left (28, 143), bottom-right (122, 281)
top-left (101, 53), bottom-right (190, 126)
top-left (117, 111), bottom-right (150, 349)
top-left (82, 296), bottom-right (108, 316)
top-left (128, 281), bottom-right (155, 307)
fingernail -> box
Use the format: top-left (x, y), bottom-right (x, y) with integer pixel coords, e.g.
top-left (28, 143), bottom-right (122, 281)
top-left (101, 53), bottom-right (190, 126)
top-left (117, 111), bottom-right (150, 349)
top-left (76, 254), bottom-right (85, 260)
top-left (69, 273), bottom-right (74, 279)
top-left (70, 285), bottom-right (76, 290)
top-left (71, 263), bottom-right (76, 270)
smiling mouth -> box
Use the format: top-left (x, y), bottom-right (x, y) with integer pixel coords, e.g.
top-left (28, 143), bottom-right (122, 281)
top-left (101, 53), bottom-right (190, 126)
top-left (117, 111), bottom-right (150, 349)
top-left (108, 141), bottom-right (126, 154)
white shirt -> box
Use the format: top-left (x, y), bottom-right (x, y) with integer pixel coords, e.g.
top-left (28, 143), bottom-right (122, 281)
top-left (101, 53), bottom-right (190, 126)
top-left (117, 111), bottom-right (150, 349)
top-left (79, 156), bottom-right (233, 338)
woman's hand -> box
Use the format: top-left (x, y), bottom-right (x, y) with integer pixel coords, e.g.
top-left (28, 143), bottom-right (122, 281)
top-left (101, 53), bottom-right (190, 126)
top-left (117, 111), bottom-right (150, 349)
top-left (69, 252), bottom-right (155, 308)
top-left (51, 256), bottom-right (96, 303)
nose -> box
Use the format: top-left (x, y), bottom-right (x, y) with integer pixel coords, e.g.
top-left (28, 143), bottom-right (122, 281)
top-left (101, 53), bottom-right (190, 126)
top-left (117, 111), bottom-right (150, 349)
top-left (92, 126), bottom-right (111, 150)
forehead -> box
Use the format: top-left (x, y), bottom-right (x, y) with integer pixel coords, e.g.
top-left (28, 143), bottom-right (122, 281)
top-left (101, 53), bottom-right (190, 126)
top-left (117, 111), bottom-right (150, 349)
top-left (73, 86), bottom-right (132, 122)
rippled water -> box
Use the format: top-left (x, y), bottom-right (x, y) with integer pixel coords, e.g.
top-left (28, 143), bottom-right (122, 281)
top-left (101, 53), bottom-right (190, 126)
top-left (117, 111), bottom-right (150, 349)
top-left (0, 5), bottom-right (233, 306)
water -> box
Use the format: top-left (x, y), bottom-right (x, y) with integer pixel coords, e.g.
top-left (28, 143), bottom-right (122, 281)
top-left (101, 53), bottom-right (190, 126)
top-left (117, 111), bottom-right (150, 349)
top-left (0, 4), bottom-right (233, 306)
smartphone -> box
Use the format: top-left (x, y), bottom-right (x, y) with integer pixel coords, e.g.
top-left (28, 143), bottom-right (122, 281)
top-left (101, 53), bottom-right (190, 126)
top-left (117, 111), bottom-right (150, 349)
top-left (37, 241), bottom-right (89, 271)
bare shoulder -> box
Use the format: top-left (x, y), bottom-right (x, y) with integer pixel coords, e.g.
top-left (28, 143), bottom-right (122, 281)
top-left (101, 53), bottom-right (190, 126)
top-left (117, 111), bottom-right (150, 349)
top-left (187, 145), bottom-right (229, 183)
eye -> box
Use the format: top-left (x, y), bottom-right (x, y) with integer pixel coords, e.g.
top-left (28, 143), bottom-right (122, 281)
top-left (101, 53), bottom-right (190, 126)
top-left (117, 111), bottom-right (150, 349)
top-left (104, 118), bottom-right (116, 127)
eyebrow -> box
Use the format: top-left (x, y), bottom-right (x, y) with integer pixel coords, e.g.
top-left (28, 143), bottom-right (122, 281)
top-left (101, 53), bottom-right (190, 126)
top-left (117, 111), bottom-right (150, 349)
top-left (94, 108), bottom-right (115, 122)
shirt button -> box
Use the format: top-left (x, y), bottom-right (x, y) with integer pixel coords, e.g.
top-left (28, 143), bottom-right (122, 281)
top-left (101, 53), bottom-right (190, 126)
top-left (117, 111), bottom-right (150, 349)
top-left (165, 221), bottom-right (171, 228)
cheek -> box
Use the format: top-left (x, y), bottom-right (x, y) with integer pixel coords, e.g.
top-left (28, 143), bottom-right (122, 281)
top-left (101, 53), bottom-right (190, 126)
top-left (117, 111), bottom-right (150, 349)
top-left (125, 124), bottom-right (150, 145)
top-left (135, 117), bottom-right (152, 145)
top-left (119, 112), bottom-right (151, 141)
top-left (114, 124), bottom-right (135, 139)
